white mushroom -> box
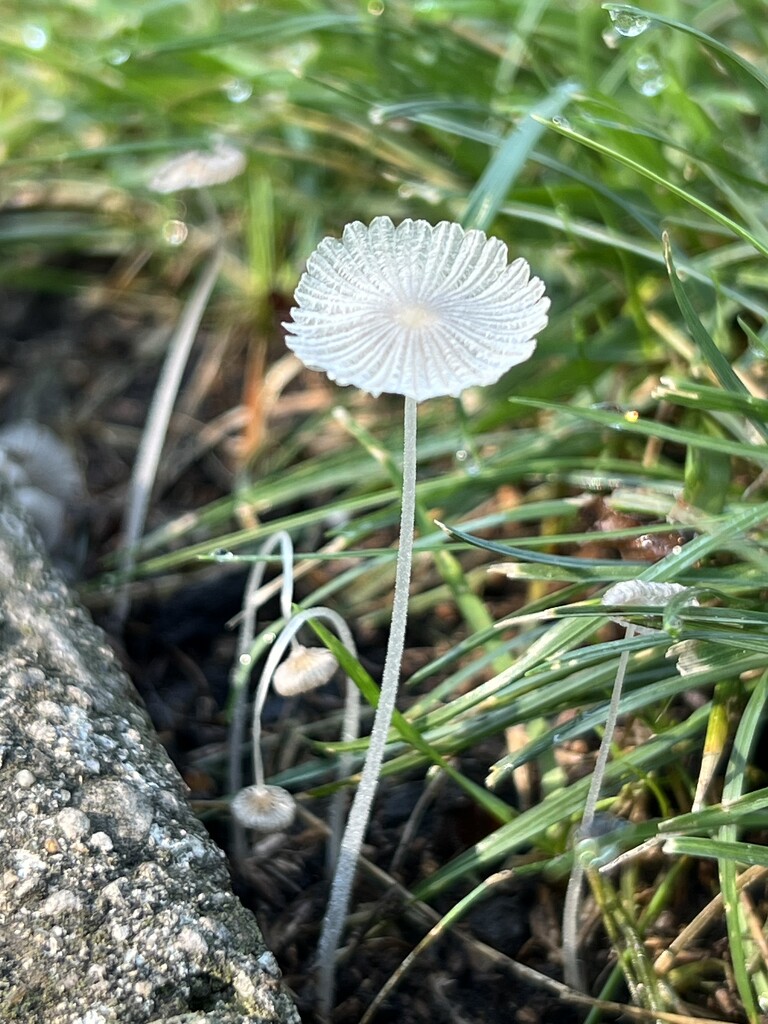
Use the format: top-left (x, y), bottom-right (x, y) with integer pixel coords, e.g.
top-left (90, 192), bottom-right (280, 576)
top-left (603, 579), bottom-right (694, 634)
top-left (284, 216), bottom-right (548, 403)
top-left (149, 139), bottom-right (246, 194)
top-left (230, 784), bottom-right (296, 834)
top-left (283, 216), bottom-right (549, 1012)
top-left (272, 644), bottom-right (339, 696)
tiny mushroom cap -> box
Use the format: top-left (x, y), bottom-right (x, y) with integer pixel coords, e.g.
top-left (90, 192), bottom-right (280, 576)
top-left (667, 639), bottom-right (704, 677)
top-left (231, 784), bottom-right (296, 833)
top-left (149, 139), bottom-right (246, 194)
top-left (272, 644), bottom-right (339, 697)
top-left (603, 580), bottom-right (695, 634)
top-left (283, 216), bottom-right (550, 403)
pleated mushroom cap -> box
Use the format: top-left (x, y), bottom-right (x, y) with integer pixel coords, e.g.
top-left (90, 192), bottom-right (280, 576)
top-left (273, 645), bottom-right (339, 697)
top-left (283, 217), bottom-right (550, 403)
top-left (231, 784), bottom-right (296, 833)
top-left (603, 580), bottom-right (694, 635)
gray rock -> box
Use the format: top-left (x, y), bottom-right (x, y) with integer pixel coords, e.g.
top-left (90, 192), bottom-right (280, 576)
top-left (0, 477), bottom-right (300, 1024)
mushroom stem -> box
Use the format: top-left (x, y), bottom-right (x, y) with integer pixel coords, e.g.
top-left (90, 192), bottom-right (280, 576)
top-left (317, 395), bottom-right (418, 1017)
top-left (562, 625), bottom-right (636, 991)
top-left (249, 607), bottom-right (359, 790)
top-left (243, 604), bottom-right (359, 880)
top-left (228, 531), bottom-right (294, 863)
top-left (228, 532), bottom-right (294, 802)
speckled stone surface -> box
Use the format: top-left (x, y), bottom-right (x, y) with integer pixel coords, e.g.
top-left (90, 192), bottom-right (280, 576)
top-left (0, 478), bottom-right (300, 1024)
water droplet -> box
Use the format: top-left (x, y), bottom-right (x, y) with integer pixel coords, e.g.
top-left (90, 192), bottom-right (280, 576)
top-left (162, 219), bottom-right (188, 246)
top-left (608, 8), bottom-right (651, 37)
top-left (368, 105), bottom-right (386, 126)
top-left (630, 53), bottom-right (667, 96)
top-left (552, 732), bottom-right (563, 744)
top-left (107, 48), bottom-right (131, 66)
top-left (239, 653), bottom-right (252, 667)
top-left (367, 0), bottom-right (385, 14)
top-left (454, 448), bottom-right (481, 476)
top-left (264, 631), bottom-right (277, 645)
top-left (22, 24), bottom-right (48, 50)
top-left (552, 115), bottom-right (571, 130)
top-left (602, 27), bottom-right (620, 49)
top-left (283, 40), bottom-right (317, 76)
top-left (210, 547), bottom-right (234, 562)
top-left (224, 79), bottom-right (252, 104)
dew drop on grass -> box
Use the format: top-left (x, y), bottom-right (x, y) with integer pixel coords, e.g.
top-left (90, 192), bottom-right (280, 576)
top-left (22, 24), bottom-right (48, 50)
top-left (210, 547), bottom-right (235, 562)
top-left (368, 105), bottom-right (386, 126)
top-left (552, 115), bottom-right (571, 129)
top-left (107, 48), bottom-right (131, 66)
top-left (454, 448), bottom-right (481, 475)
top-left (608, 8), bottom-right (651, 37)
top-left (224, 79), bottom-right (252, 104)
top-left (630, 54), bottom-right (667, 96)
top-left (162, 219), bottom-right (188, 246)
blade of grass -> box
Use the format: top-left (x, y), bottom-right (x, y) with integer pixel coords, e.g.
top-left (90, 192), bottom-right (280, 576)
top-left (663, 233), bottom-right (768, 445)
top-left (601, 4), bottom-right (768, 100)
top-left (717, 669), bottom-right (768, 1023)
top-left (308, 619), bottom-right (516, 826)
top-left (534, 118), bottom-right (768, 259)
top-left (462, 79), bottom-right (578, 232)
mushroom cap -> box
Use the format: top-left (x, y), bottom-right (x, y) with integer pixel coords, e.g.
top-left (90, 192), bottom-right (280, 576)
top-left (149, 140), bottom-right (246, 194)
top-left (603, 580), bottom-right (694, 634)
top-left (603, 581), bottom-right (690, 608)
top-left (230, 784), bottom-right (296, 833)
top-left (283, 217), bottom-right (549, 403)
top-left (272, 644), bottom-right (339, 697)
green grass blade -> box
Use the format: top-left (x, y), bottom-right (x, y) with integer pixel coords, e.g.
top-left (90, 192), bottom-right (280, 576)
top-left (535, 118), bottom-right (768, 258)
top-left (462, 80), bottom-right (577, 232)
top-left (602, 4), bottom-right (768, 100)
